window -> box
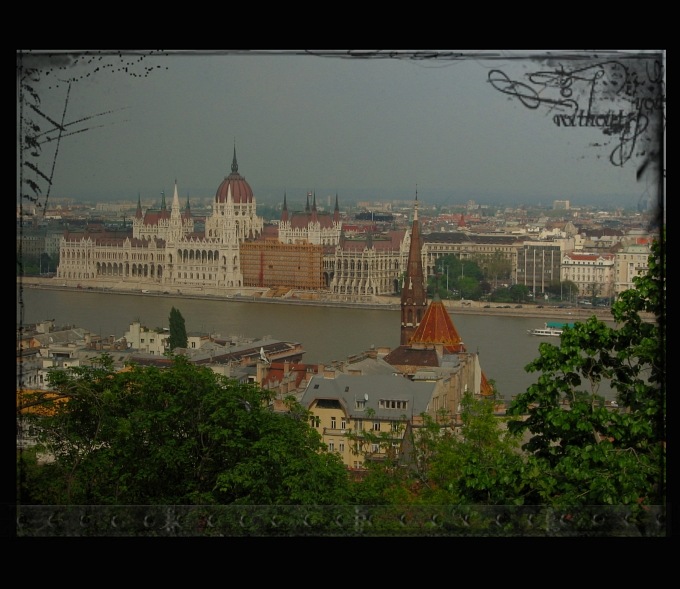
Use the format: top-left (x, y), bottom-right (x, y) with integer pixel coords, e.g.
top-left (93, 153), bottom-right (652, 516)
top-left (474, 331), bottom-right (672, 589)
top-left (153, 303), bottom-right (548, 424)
top-left (379, 399), bottom-right (408, 410)
top-left (355, 400), bottom-right (365, 409)
top-left (328, 442), bottom-right (335, 452)
top-left (355, 419), bottom-right (363, 431)
top-left (371, 444), bottom-right (379, 453)
top-left (331, 417), bottom-right (336, 429)
top-left (339, 442), bottom-right (345, 452)
top-left (341, 418), bottom-right (346, 429)
top-left (391, 421), bottom-right (400, 432)
top-left (373, 422), bottom-right (380, 431)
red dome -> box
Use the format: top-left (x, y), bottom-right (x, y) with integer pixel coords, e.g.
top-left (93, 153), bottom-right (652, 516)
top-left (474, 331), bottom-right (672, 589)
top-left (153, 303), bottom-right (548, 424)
top-left (215, 147), bottom-right (254, 204)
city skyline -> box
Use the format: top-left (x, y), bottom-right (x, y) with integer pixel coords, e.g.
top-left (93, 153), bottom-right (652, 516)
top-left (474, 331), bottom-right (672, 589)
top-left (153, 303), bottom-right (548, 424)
top-left (18, 50), bottom-right (664, 212)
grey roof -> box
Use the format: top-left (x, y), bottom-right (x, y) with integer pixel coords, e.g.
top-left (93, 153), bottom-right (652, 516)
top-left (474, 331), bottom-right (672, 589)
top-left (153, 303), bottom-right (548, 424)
top-left (335, 354), bottom-right (399, 376)
top-left (300, 373), bottom-right (436, 420)
top-left (31, 328), bottom-right (90, 346)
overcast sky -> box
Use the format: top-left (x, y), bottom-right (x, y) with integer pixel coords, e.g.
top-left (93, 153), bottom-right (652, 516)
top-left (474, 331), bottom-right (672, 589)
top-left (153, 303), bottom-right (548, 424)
top-left (17, 50), bottom-right (664, 211)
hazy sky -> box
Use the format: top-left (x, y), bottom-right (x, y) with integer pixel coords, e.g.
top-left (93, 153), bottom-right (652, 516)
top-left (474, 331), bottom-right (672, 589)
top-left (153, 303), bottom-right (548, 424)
top-left (17, 50), bottom-right (664, 211)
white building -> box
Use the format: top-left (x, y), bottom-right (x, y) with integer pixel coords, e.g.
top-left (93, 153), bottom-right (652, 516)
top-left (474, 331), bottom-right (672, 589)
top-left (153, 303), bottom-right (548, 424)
top-left (561, 252), bottom-right (616, 299)
top-left (615, 242), bottom-right (652, 295)
top-left (57, 147), bottom-right (263, 293)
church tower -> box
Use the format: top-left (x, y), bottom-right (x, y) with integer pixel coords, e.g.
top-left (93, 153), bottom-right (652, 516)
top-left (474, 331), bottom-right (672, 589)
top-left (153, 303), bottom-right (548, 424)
top-left (400, 191), bottom-right (428, 345)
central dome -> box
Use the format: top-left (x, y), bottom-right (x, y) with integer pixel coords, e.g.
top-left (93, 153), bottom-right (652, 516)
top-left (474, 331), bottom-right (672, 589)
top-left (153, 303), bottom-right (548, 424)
top-left (215, 146), bottom-right (254, 204)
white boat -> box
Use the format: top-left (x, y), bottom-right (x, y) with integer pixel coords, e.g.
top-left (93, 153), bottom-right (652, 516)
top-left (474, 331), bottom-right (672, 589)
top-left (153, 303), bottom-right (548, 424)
top-left (527, 327), bottom-right (563, 337)
top-left (527, 321), bottom-right (573, 337)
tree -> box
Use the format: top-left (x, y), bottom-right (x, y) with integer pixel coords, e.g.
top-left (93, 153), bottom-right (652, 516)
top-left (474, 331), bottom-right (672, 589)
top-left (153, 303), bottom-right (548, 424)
top-left (349, 395), bottom-right (526, 507)
top-left (18, 354), bottom-right (352, 506)
top-left (506, 230), bottom-right (665, 508)
top-left (167, 306), bottom-right (188, 351)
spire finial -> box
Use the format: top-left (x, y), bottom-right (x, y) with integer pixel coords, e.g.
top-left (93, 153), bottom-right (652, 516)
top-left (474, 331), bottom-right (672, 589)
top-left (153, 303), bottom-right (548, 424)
top-left (231, 140), bottom-right (238, 174)
top-left (414, 185), bottom-right (419, 221)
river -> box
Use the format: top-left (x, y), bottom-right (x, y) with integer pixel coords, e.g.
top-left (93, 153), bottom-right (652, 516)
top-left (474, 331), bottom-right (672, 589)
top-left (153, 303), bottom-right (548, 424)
top-left (17, 284), bottom-right (618, 402)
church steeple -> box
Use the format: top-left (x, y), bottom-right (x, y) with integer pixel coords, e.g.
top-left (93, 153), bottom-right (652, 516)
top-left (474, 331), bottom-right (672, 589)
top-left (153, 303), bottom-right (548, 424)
top-left (311, 191), bottom-right (318, 223)
top-left (135, 192), bottom-right (143, 219)
top-left (400, 189), bottom-right (428, 345)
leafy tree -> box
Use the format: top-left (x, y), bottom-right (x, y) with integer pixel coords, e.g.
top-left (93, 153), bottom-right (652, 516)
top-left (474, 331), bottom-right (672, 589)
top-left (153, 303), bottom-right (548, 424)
top-left (349, 395), bottom-right (526, 506)
top-left (19, 354), bottom-right (352, 506)
top-left (506, 230), bottom-right (665, 508)
top-left (418, 395), bottom-right (526, 506)
top-left (167, 306), bottom-right (188, 351)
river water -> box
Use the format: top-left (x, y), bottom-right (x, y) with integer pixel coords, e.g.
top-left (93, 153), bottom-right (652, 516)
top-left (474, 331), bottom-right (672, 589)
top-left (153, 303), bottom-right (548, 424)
top-left (17, 286), bottom-right (617, 402)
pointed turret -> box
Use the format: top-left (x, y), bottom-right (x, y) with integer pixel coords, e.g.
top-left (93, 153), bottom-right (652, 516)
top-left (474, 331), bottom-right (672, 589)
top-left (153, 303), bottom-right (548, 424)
top-left (135, 192), bottom-right (143, 219)
top-left (231, 142), bottom-right (239, 175)
top-left (333, 193), bottom-right (340, 223)
top-left (281, 192), bottom-right (289, 223)
top-left (171, 181), bottom-right (181, 213)
top-left (400, 190), bottom-right (428, 345)
top-left (305, 192), bottom-right (311, 213)
top-left (311, 191), bottom-right (318, 223)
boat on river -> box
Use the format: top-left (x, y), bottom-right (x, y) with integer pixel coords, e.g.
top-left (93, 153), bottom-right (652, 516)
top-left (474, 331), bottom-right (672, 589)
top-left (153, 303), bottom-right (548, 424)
top-left (527, 321), bottom-right (574, 337)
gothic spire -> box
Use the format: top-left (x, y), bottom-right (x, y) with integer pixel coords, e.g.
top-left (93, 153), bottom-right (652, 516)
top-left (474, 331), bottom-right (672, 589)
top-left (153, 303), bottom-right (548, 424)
top-left (400, 189), bottom-right (428, 345)
top-left (281, 192), bottom-right (289, 223)
top-left (231, 141), bottom-right (238, 175)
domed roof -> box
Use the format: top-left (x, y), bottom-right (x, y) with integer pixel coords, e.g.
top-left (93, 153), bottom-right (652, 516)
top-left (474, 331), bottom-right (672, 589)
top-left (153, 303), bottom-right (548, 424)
top-left (215, 146), bottom-right (254, 204)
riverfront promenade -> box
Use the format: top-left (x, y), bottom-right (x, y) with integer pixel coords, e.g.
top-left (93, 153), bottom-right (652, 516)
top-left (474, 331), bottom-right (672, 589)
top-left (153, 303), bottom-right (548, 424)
top-left (17, 276), bottom-right (652, 323)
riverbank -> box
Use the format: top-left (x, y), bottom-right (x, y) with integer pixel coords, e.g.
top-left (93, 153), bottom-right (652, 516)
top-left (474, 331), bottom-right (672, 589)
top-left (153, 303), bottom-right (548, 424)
top-left (17, 276), bottom-right (653, 323)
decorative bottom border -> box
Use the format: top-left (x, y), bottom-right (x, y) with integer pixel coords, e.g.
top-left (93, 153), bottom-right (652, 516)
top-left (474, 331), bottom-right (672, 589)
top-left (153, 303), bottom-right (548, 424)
top-left (13, 505), bottom-right (666, 537)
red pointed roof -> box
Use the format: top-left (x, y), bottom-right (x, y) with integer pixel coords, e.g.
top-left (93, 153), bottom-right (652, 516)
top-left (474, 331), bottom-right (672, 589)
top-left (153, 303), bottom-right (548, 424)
top-left (410, 295), bottom-right (466, 353)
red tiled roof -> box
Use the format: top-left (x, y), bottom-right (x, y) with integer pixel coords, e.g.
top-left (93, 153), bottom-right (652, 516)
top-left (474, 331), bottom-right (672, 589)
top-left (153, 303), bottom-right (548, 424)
top-left (409, 297), bottom-right (466, 353)
top-left (289, 212), bottom-right (335, 230)
top-left (143, 210), bottom-right (171, 225)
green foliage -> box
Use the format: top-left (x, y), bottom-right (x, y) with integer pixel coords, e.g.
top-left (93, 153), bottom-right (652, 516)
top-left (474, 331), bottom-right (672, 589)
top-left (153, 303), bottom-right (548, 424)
top-left (506, 230), bottom-right (665, 507)
top-left (20, 355), bottom-right (352, 505)
top-left (350, 395), bottom-right (526, 506)
top-left (167, 306), bottom-right (188, 351)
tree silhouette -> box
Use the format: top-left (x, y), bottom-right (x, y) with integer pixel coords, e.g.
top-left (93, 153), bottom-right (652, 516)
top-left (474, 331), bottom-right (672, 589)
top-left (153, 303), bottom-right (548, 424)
top-left (168, 307), bottom-right (188, 351)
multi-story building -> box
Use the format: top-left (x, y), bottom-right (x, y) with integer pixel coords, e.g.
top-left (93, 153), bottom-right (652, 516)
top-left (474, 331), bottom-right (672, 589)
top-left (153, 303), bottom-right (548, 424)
top-left (123, 320), bottom-right (169, 355)
top-left (329, 231), bottom-right (406, 300)
top-left (561, 251), bottom-right (616, 299)
top-left (419, 232), bottom-right (522, 281)
top-left (278, 192), bottom-right (342, 246)
top-left (301, 370), bottom-right (437, 470)
top-left (57, 147), bottom-right (263, 293)
top-left (516, 239), bottom-right (575, 296)
top-left (240, 240), bottom-right (326, 291)
top-left (614, 242), bottom-right (652, 296)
